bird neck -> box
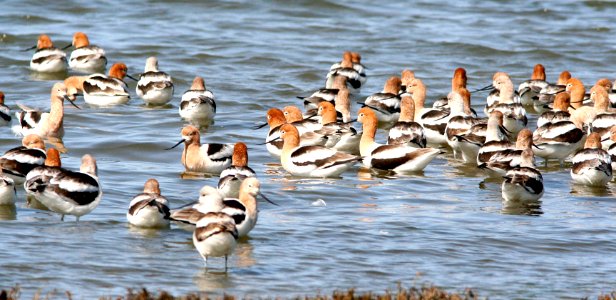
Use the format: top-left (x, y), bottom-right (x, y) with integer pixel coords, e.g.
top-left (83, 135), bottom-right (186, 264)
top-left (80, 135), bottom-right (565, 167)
top-left (321, 109), bottom-right (338, 125)
top-left (399, 98), bottom-right (415, 122)
top-left (48, 97), bottom-right (64, 132)
top-left (239, 192), bottom-right (257, 218)
top-left (360, 119), bottom-right (377, 156)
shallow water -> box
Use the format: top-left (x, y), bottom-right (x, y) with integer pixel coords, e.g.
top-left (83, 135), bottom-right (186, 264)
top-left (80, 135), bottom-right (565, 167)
top-left (1, 1), bottom-right (616, 299)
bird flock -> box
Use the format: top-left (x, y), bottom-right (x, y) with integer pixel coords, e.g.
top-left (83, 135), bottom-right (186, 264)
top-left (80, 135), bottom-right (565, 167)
top-left (2, 32), bottom-right (616, 271)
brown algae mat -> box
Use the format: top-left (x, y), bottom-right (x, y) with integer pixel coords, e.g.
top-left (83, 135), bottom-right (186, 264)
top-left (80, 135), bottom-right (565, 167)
top-left (2, 285), bottom-right (616, 300)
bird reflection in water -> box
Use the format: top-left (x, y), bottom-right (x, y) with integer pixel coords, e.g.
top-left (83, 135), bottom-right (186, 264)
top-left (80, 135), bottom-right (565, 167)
top-left (501, 200), bottom-right (543, 216)
top-left (264, 162), bottom-right (285, 176)
top-left (193, 269), bottom-right (233, 291)
top-left (29, 71), bottom-right (68, 81)
top-left (0, 204), bottom-right (16, 220)
top-left (127, 225), bottom-right (168, 238)
top-left (234, 242), bottom-right (256, 268)
top-left (26, 196), bottom-right (50, 211)
top-left (47, 137), bottom-right (67, 153)
top-left (357, 166), bottom-right (422, 186)
top-left (192, 242), bottom-right (255, 291)
top-left (570, 184), bottom-right (612, 198)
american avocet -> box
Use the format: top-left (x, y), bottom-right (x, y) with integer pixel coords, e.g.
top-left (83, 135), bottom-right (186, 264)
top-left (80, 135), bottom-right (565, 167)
top-left (0, 172), bottom-right (15, 206)
top-left (179, 76), bottom-right (216, 126)
top-left (484, 72), bottom-right (527, 136)
top-left (278, 123), bottom-right (361, 177)
top-left (533, 87), bottom-right (585, 166)
top-left (328, 51), bottom-right (351, 71)
top-left (218, 142), bottom-right (256, 199)
top-left (26, 34), bottom-right (67, 73)
top-left (502, 149), bottom-right (543, 203)
top-left (387, 95), bottom-right (426, 148)
top-left (358, 107), bottom-right (441, 172)
top-left (126, 179), bottom-right (170, 228)
top-left (477, 73), bottom-right (521, 111)
top-left (13, 82), bottom-right (80, 139)
top-left (221, 177), bottom-right (277, 238)
top-left (613, 86), bottom-right (616, 108)
top-left (136, 57), bottom-right (174, 106)
top-left (0, 134), bottom-right (46, 185)
top-left (351, 52), bottom-right (366, 84)
top-left (469, 111), bottom-right (510, 165)
top-left (261, 108), bottom-right (287, 157)
top-left (450, 67), bottom-right (469, 96)
top-left (479, 129), bottom-right (534, 176)
top-left (0, 91), bottom-right (12, 126)
top-left (606, 126), bottom-right (616, 170)
top-left (297, 87), bottom-right (338, 116)
top-left (400, 69), bottom-right (415, 97)
top-left (25, 154), bottom-right (101, 221)
top-left (571, 132), bottom-right (612, 187)
top-left (259, 108), bottom-right (327, 157)
top-left (409, 78), bottom-right (451, 146)
top-left (283, 105), bottom-right (322, 133)
top-left (193, 211), bottom-right (238, 271)
top-left (167, 125), bottom-right (233, 175)
top-left (445, 89), bottom-right (486, 160)
top-left (363, 76), bottom-right (402, 127)
top-left (594, 78), bottom-right (616, 108)
top-left (334, 87), bottom-right (353, 123)
top-left (170, 185), bottom-right (225, 226)
top-left (567, 78), bottom-right (595, 131)
top-left (518, 64), bottom-right (548, 106)
top-left (537, 93), bottom-right (573, 128)
top-left (326, 52), bottom-right (363, 93)
top-left (533, 124), bottom-right (584, 166)
top-left (64, 76), bottom-right (87, 99)
top-left (452, 122), bottom-right (488, 163)
top-left (399, 69), bottom-right (415, 100)
top-left (64, 32), bottom-right (107, 73)
top-left (330, 51), bottom-right (366, 84)
top-left (25, 147), bottom-right (61, 181)
top-left (432, 67), bottom-right (467, 110)
top-left (316, 101), bottom-right (360, 154)
top-left (83, 63), bottom-right (135, 106)
top-left (535, 70), bottom-right (571, 112)
top-left (24, 148), bottom-right (61, 209)
top-left (587, 84), bottom-right (616, 149)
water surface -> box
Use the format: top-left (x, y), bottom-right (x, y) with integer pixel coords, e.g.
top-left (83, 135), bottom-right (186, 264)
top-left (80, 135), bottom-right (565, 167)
top-left (1, 1), bottom-right (616, 299)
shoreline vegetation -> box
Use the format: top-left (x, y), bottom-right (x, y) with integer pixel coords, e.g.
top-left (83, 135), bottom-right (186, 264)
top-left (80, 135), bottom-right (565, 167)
top-left (1, 285), bottom-right (615, 300)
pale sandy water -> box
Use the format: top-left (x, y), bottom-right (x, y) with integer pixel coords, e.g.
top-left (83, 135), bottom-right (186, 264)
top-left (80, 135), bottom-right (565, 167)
top-left (1, 1), bottom-right (616, 299)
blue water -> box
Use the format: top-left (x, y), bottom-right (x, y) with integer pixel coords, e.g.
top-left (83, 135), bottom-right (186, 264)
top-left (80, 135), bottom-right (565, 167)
top-left (1, 1), bottom-right (616, 299)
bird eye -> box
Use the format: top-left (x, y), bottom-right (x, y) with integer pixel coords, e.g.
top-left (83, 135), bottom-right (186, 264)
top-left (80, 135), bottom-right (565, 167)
top-left (283, 111), bottom-right (288, 115)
